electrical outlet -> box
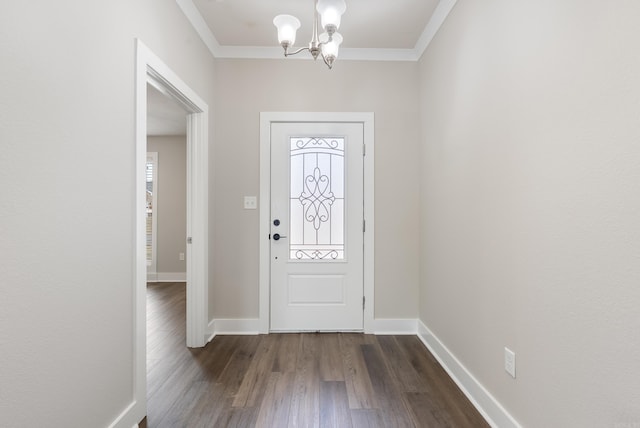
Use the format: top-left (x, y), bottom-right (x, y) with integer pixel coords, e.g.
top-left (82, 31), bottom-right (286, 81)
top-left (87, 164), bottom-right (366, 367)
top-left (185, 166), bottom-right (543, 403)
top-left (504, 347), bottom-right (516, 378)
top-left (244, 196), bottom-right (257, 210)
top-left (179, 252), bottom-right (185, 261)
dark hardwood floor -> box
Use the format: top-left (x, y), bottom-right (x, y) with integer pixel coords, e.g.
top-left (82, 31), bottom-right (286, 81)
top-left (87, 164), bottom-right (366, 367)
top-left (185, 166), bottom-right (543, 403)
top-left (142, 282), bottom-right (489, 428)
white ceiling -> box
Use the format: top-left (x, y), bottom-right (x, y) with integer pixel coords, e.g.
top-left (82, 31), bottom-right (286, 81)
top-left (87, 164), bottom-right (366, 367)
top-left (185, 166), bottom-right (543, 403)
top-left (148, 0), bottom-right (458, 136)
top-left (193, 0), bottom-right (438, 48)
top-left (178, 0), bottom-right (457, 61)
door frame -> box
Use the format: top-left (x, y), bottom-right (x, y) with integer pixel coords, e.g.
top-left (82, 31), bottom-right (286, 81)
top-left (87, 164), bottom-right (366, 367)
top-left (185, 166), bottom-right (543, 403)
top-left (259, 112), bottom-right (374, 334)
top-left (133, 39), bottom-right (209, 420)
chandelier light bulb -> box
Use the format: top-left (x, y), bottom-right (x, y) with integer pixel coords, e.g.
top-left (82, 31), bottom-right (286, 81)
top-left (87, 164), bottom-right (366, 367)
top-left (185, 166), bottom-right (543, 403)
top-left (273, 0), bottom-right (345, 69)
top-left (316, 0), bottom-right (346, 34)
top-left (320, 32), bottom-right (343, 61)
top-left (273, 14), bottom-right (301, 46)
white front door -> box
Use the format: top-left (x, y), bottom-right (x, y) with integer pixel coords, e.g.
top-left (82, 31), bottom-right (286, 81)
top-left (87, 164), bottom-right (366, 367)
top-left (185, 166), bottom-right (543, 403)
top-left (270, 121), bottom-right (364, 331)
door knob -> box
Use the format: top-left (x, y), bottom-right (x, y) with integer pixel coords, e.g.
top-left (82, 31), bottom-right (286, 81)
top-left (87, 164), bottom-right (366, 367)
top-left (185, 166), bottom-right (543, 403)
top-left (273, 233), bottom-right (287, 241)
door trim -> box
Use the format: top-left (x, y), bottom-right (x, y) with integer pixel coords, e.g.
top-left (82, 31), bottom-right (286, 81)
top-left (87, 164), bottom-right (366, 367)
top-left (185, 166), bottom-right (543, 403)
top-left (259, 112), bottom-right (374, 334)
top-left (131, 39), bottom-right (209, 423)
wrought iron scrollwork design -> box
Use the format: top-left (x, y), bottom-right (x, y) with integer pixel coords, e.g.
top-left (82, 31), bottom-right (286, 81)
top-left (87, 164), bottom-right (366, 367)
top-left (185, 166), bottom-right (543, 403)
top-left (294, 137), bottom-right (340, 150)
top-left (295, 250), bottom-right (339, 260)
top-left (298, 167), bottom-right (335, 230)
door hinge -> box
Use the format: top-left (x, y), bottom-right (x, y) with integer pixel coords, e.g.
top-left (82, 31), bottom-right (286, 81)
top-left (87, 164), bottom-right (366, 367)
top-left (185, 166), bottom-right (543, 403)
top-left (363, 219), bottom-right (366, 233)
top-left (363, 296), bottom-right (366, 310)
top-left (363, 144), bottom-right (366, 156)
top-left (187, 237), bottom-right (192, 244)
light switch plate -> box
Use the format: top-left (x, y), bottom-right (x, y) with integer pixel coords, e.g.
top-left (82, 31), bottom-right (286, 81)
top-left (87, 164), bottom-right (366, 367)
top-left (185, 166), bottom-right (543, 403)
top-left (244, 196), bottom-right (257, 210)
top-left (504, 347), bottom-right (516, 378)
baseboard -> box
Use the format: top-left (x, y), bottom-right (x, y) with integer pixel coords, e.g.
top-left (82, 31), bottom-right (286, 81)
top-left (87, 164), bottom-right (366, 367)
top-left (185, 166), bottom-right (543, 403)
top-left (207, 318), bottom-right (417, 336)
top-left (372, 318), bottom-right (418, 335)
top-left (107, 400), bottom-right (144, 428)
top-left (147, 272), bottom-right (186, 282)
top-left (417, 320), bottom-right (521, 428)
top-left (206, 319), bottom-right (216, 343)
top-left (208, 318), bottom-right (261, 336)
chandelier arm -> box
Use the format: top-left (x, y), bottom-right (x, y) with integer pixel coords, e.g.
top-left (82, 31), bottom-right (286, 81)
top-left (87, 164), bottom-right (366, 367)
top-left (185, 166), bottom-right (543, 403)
top-left (284, 46), bottom-right (311, 57)
top-left (274, 0), bottom-right (343, 69)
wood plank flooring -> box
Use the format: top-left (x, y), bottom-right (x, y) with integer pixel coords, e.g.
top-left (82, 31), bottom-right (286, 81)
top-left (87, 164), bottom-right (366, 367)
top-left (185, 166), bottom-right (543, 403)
top-left (142, 282), bottom-right (489, 428)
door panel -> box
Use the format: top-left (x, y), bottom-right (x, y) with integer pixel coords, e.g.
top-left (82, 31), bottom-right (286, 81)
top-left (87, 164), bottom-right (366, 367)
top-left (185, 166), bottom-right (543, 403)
top-left (288, 275), bottom-right (345, 304)
top-left (270, 122), bottom-right (364, 331)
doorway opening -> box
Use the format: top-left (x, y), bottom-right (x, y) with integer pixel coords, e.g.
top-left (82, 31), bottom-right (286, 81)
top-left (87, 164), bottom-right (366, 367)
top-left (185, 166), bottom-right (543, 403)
top-left (133, 39), bottom-right (209, 423)
top-left (146, 83), bottom-right (188, 283)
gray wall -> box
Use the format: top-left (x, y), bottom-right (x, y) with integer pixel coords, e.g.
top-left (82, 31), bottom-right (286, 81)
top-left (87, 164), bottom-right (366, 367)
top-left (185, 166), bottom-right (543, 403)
top-left (418, 1), bottom-right (640, 426)
top-left (148, 136), bottom-right (187, 276)
top-left (211, 59), bottom-right (421, 320)
top-left (0, 1), bottom-right (215, 426)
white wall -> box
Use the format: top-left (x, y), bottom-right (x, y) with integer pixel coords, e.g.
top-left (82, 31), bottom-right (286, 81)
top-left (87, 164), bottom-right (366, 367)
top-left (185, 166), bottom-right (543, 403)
top-left (418, 1), bottom-right (640, 426)
top-left (0, 1), bottom-right (214, 426)
top-left (212, 59), bottom-right (420, 321)
top-left (148, 136), bottom-right (187, 276)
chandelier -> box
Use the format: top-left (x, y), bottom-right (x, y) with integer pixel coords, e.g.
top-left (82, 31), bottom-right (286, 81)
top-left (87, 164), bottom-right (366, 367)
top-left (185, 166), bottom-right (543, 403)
top-left (273, 0), bottom-right (346, 69)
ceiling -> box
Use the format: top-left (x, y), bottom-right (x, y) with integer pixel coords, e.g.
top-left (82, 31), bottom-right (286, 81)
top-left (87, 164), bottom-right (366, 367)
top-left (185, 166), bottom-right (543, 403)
top-left (178, 0), bottom-right (457, 60)
top-left (193, 0), bottom-right (438, 48)
top-left (148, 0), bottom-right (457, 136)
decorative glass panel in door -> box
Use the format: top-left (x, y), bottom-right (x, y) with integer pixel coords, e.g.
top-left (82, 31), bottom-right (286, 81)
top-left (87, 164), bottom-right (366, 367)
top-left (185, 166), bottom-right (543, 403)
top-left (290, 137), bottom-right (344, 261)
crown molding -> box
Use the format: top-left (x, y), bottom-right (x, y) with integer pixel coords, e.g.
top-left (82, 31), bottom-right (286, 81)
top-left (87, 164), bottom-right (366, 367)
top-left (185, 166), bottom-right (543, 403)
top-left (414, 0), bottom-right (457, 60)
top-left (176, 0), bottom-right (222, 56)
top-left (177, 0), bottom-right (457, 63)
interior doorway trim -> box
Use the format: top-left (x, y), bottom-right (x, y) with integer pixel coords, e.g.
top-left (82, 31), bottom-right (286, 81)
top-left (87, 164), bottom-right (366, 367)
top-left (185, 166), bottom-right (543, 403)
top-left (132, 39), bottom-right (209, 422)
top-left (259, 112), bottom-right (375, 334)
